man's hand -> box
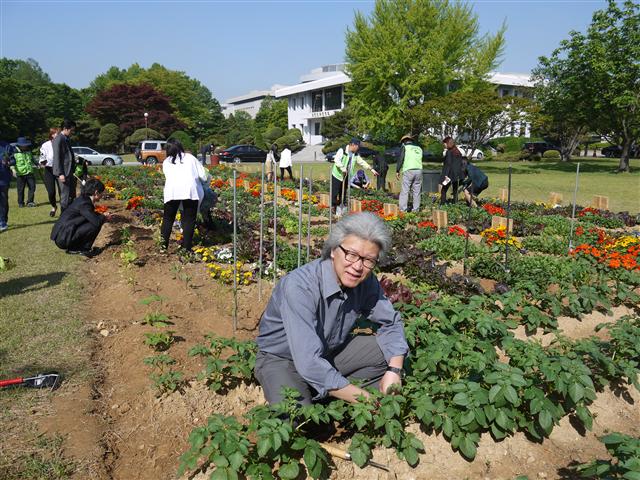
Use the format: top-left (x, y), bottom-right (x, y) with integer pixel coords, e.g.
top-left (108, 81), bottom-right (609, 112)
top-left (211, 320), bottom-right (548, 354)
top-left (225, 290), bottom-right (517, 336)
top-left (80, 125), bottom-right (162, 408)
top-left (379, 370), bottom-right (402, 394)
top-left (104, 212), bottom-right (113, 221)
top-left (395, 172), bottom-right (400, 180)
top-left (58, 175), bottom-right (66, 183)
top-left (371, 169), bottom-right (379, 177)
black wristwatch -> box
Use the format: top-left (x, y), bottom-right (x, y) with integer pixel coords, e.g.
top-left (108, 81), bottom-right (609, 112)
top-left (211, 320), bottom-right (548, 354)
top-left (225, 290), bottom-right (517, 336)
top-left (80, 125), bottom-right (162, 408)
top-left (386, 366), bottom-right (405, 378)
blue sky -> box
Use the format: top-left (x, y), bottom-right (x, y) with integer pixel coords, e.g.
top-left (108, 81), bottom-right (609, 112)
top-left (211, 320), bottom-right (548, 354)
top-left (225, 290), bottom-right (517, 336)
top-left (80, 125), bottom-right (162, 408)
top-left (1, 0), bottom-right (605, 102)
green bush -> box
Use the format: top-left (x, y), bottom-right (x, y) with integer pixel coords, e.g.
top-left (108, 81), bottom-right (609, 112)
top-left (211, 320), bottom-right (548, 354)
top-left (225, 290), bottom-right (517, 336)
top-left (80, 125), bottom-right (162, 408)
top-left (169, 130), bottom-right (195, 152)
top-left (543, 150), bottom-right (560, 159)
top-left (125, 128), bottom-right (165, 147)
top-left (263, 126), bottom-right (283, 146)
top-left (488, 136), bottom-right (529, 153)
top-left (97, 123), bottom-right (120, 151)
top-left (322, 136), bottom-right (351, 154)
top-left (275, 128), bottom-right (304, 152)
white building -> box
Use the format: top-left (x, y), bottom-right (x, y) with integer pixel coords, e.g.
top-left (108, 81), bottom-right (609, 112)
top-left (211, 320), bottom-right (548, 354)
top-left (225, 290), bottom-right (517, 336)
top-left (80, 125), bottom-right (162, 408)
top-left (274, 65), bottom-right (533, 145)
top-left (223, 85), bottom-right (288, 119)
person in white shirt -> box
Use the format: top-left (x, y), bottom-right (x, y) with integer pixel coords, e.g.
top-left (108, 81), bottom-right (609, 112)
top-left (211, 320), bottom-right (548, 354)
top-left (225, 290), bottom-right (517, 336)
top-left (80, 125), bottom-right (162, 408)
top-left (279, 144), bottom-right (294, 182)
top-left (39, 127), bottom-right (61, 217)
top-left (160, 138), bottom-right (208, 252)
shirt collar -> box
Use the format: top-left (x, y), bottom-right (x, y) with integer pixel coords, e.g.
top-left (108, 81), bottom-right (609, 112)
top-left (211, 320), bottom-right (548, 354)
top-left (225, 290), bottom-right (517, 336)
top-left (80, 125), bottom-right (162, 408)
top-left (321, 258), bottom-right (342, 299)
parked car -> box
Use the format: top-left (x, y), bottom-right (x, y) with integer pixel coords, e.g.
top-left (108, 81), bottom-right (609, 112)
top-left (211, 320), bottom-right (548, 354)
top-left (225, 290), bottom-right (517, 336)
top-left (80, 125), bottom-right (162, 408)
top-left (383, 146), bottom-right (437, 163)
top-left (601, 145), bottom-right (639, 158)
top-left (456, 145), bottom-right (485, 160)
top-left (522, 141), bottom-right (560, 155)
top-left (138, 140), bottom-right (167, 165)
top-left (218, 145), bottom-right (267, 163)
top-left (325, 146), bottom-right (379, 162)
top-left (71, 147), bottom-right (123, 166)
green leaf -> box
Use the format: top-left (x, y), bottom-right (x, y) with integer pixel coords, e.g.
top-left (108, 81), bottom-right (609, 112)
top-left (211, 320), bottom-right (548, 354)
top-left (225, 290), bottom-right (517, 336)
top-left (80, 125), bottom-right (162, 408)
top-left (538, 410), bottom-right (553, 432)
top-left (278, 462), bottom-right (300, 480)
top-left (503, 385), bottom-right (519, 405)
top-left (443, 416), bottom-right (453, 438)
top-left (568, 382), bottom-right (584, 403)
top-left (495, 410), bottom-right (509, 430)
top-left (403, 446), bottom-right (419, 466)
top-left (452, 392), bottom-right (469, 406)
top-left (303, 447), bottom-right (317, 470)
top-left (459, 436), bottom-right (477, 460)
top-left (212, 455), bottom-right (229, 467)
top-left (622, 472), bottom-right (640, 480)
top-left (488, 384), bottom-right (502, 403)
top-left (257, 437), bottom-right (271, 457)
top-left (459, 410), bottom-right (475, 426)
top-left (228, 451), bottom-right (244, 470)
top-left (349, 446), bottom-right (369, 468)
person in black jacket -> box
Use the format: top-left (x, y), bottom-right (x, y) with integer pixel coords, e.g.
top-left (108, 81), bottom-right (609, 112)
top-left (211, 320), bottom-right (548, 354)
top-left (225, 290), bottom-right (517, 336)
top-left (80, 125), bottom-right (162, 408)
top-left (52, 119), bottom-right (77, 212)
top-left (461, 159), bottom-right (489, 207)
top-left (440, 136), bottom-right (463, 205)
top-left (372, 152), bottom-right (388, 191)
top-left (51, 178), bottom-right (111, 256)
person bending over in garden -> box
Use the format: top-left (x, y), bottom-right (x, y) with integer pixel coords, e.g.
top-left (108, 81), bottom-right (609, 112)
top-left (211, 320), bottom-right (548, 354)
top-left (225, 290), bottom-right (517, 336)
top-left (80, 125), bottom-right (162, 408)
top-left (330, 138), bottom-right (378, 217)
top-left (255, 212), bottom-right (408, 405)
top-left (350, 169), bottom-right (371, 190)
top-left (461, 159), bottom-right (488, 208)
top-left (160, 138), bottom-right (208, 252)
top-left (50, 178), bottom-right (111, 256)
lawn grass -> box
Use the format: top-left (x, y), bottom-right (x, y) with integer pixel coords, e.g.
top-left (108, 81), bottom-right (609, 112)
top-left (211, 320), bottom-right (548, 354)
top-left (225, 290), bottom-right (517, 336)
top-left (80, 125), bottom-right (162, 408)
top-left (0, 186), bottom-right (90, 479)
top-left (233, 156), bottom-right (640, 213)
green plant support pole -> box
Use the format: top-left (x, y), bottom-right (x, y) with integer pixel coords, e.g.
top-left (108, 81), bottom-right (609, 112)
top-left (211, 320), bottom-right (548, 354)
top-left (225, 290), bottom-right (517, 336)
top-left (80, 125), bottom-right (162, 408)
top-left (273, 165), bottom-right (277, 283)
top-left (504, 163), bottom-right (513, 271)
top-left (306, 168), bottom-right (313, 262)
top-left (462, 200), bottom-right (472, 275)
top-left (232, 169), bottom-right (238, 335)
top-left (258, 162), bottom-right (265, 301)
top-left (297, 164), bottom-right (304, 268)
top-left (328, 166), bottom-right (333, 233)
top-left (568, 163), bottom-right (581, 253)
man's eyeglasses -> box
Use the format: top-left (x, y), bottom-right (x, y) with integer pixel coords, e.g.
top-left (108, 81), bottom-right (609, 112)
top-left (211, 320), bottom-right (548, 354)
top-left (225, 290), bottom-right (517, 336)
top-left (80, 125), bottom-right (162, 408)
top-left (338, 245), bottom-right (377, 269)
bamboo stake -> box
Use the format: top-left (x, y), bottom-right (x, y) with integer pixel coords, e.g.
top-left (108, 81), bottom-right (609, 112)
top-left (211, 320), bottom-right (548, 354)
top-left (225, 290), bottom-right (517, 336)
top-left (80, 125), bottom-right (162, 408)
top-left (258, 162), bottom-right (265, 301)
top-left (568, 163), bottom-right (581, 252)
top-left (306, 169), bottom-right (313, 262)
top-left (297, 164), bottom-right (304, 268)
top-left (232, 169), bottom-right (238, 335)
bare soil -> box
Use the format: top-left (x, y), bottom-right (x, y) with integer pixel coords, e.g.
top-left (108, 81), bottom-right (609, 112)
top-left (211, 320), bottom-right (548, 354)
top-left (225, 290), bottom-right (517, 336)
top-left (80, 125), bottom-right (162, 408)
top-left (35, 204), bottom-right (640, 480)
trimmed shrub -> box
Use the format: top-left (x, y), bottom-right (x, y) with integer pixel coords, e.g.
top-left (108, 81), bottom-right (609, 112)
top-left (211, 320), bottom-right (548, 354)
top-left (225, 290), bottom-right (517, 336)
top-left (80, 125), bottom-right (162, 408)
top-left (275, 128), bottom-right (304, 152)
top-left (168, 130), bottom-right (195, 152)
top-left (263, 126), bottom-right (284, 146)
top-left (125, 128), bottom-right (164, 147)
top-left (489, 136), bottom-right (529, 153)
top-left (543, 150), bottom-right (561, 159)
top-left (322, 135), bottom-right (351, 154)
top-left (97, 123), bottom-right (120, 151)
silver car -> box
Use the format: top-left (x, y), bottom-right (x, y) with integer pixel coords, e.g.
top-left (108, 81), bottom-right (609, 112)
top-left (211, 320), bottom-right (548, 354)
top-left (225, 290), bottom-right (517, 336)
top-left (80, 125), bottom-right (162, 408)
top-left (71, 147), bottom-right (123, 166)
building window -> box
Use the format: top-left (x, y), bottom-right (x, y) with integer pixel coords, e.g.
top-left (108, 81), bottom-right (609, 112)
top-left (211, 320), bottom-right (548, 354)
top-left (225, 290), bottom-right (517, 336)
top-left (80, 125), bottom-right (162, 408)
top-left (299, 96), bottom-right (304, 109)
top-left (324, 86), bottom-right (342, 111)
top-left (292, 98), bottom-right (297, 109)
top-left (501, 88), bottom-right (510, 97)
top-left (314, 122), bottom-right (321, 136)
top-left (311, 90), bottom-right (323, 112)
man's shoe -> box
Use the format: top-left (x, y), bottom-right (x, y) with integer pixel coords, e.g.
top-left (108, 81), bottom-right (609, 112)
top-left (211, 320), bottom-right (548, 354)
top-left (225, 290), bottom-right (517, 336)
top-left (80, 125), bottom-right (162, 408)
top-left (0, 224), bottom-right (8, 232)
top-left (49, 207), bottom-right (57, 217)
top-left (18, 204), bottom-right (24, 208)
top-left (66, 249), bottom-right (92, 257)
top-left (27, 202), bottom-right (36, 207)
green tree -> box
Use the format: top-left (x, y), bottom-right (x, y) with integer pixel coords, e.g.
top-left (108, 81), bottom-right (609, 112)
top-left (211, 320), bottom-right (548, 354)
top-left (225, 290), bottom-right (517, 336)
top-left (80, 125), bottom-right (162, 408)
top-left (74, 117), bottom-right (101, 148)
top-left (98, 123), bottom-right (120, 151)
top-left (87, 63), bottom-right (225, 138)
top-left (168, 130), bottom-right (195, 152)
top-left (411, 86), bottom-right (532, 154)
top-left (223, 111), bottom-right (255, 146)
top-left (532, 0), bottom-right (639, 170)
top-left (0, 58), bottom-right (50, 85)
top-left (254, 96), bottom-right (288, 136)
top-left (124, 128), bottom-right (164, 148)
top-left (345, 0), bottom-right (505, 138)
top-left (321, 107), bottom-right (356, 140)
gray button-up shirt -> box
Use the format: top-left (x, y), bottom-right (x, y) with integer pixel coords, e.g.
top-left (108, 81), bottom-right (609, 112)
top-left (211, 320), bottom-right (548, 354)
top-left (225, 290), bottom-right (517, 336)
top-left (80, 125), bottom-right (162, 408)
top-left (256, 258), bottom-right (409, 398)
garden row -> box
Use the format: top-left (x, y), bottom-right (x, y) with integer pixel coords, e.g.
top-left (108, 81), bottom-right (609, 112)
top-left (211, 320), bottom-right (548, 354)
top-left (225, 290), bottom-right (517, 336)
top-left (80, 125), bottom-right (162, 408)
top-left (95, 165), bottom-right (640, 479)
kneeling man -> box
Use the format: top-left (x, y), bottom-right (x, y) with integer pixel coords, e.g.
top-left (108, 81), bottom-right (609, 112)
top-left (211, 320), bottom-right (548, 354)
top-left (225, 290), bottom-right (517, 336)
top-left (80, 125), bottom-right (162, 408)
top-left (255, 212), bottom-right (408, 405)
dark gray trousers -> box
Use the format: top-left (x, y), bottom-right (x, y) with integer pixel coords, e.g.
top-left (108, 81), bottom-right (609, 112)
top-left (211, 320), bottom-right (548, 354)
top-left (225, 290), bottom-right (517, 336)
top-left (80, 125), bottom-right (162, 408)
top-left (58, 175), bottom-right (77, 212)
top-left (255, 334), bottom-right (387, 405)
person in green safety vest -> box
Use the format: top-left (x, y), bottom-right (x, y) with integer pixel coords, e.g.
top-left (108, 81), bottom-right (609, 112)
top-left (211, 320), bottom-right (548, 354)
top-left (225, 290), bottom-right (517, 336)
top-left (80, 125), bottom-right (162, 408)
top-left (395, 135), bottom-right (423, 212)
top-left (331, 138), bottom-right (378, 217)
top-left (12, 137), bottom-right (38, 208)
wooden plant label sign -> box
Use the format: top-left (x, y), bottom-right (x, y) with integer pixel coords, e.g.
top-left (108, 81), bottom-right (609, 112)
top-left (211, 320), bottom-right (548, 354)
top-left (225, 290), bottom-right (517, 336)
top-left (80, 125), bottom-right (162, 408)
top-left (491, 215), bottom-right (513, 232)
top-left (549, 192), bottom-right (563, 205)
top-left (350, 199), bottom-right (362, 213)
top-left (432, 209), bottom-right (448, 229)
top-left (592, 195), bottom-right (609, 210)
top-left (243, 180), bottom-right (251, 190)
top-left (387, 181), bottom-right (401, 194)
top-left (383, 203), bottom-right (399, 216)
top-left (318, 193), bottom-right (331, 207)
top-left (499, 188), bottom-right (508, 202)
top-left (228, 178), bottom-right (235, 188)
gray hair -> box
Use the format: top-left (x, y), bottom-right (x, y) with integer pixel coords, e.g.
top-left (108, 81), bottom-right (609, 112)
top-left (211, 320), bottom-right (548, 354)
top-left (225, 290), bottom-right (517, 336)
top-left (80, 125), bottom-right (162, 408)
top-left (321, 212), bottom-right (392, 260)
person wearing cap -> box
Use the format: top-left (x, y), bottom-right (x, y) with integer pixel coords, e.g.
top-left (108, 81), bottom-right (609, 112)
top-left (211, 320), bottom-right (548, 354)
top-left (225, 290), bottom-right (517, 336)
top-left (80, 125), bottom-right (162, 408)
top-left (12, 137), bottom-right (38, 208)
top-left (350, 169), bottom-right (371, 190)
top-left (52, 119), bottom-right (77, 212)
top-left (255, 212), bottom-right (409, 405)
top-left (331, 138), bottom-right (378, 216)
top-left (396, 135), bottom-right (423, 212)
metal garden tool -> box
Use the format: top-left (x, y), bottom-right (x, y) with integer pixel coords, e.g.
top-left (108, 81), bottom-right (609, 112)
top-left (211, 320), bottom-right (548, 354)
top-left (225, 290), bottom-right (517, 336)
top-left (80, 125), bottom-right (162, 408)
top-left (321, 442), bottom-right (390, 471)
top-left (0, 372), bottom-right (61, 390)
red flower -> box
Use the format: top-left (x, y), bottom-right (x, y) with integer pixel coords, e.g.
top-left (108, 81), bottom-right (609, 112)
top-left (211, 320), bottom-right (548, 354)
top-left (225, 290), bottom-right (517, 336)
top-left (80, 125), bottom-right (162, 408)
top-left (483, 203), bottom-right (507, 216)
top-left (417, 221), bottom-right (437, 230)
top-left (448, 225), bottom-right (468, 237)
